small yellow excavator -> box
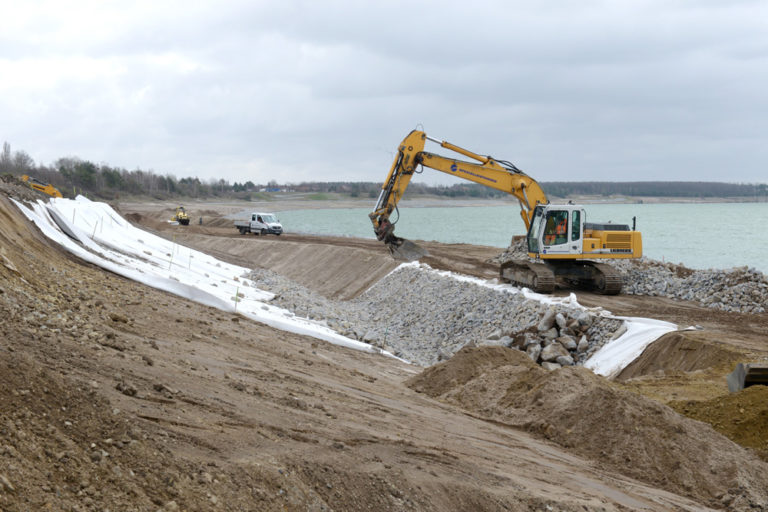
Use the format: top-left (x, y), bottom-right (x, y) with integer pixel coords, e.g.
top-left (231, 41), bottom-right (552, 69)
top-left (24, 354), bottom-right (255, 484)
top-left (171, 206), bottom-right (190, 225)
top-left (369, 130), bottom-right (643, 294)
top-left (21, 175), bottom-right (63, 198)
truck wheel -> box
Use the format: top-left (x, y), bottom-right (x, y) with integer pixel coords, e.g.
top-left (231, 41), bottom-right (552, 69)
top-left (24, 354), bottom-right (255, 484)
top-left (238, 227), bottom-right (245, 234)
top-left (261, 228), bottom-right (267, 236)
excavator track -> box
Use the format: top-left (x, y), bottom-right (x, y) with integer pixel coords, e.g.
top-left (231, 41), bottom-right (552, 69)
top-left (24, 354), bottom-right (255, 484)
top-left (588, 262), bottom-right (623, 295)
top-left (499, 259), bottom-right (556, 293)
top-left (500, 260), bottom-right (622, 295)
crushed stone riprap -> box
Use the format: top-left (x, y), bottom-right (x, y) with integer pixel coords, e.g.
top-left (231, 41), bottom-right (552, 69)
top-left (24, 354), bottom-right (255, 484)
top-left (493, 238), bottom-right (768, 314)
top-left (248, 265), bottom-right (623, 367)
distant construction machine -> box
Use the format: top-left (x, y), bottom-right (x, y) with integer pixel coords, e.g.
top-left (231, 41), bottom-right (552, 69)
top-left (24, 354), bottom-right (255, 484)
top-left (171, 206), bottom-right (190, 225)
top-left (369, 130), bottom-right (643, 294)
top-left (21, 175), bottom-right (63, 198)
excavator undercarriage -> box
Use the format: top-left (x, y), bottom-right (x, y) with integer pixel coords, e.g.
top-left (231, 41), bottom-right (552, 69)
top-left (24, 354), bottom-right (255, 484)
top-left (499, 259), bottom-right (623, 295)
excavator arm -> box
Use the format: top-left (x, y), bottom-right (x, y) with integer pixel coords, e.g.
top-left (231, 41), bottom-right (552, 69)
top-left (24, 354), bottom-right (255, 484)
top-left (369, 130), bottom-right (547, 255)
top-left (21, 174), bottom-right (63, 198)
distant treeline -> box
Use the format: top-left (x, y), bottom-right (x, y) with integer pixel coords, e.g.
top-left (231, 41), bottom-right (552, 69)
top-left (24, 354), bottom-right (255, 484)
top-left (283, 181), bottom-right (768, 199)
top-left (543, 181), bottom-right (768, 198)
top-left (1, 141), bottom-right (766, 200)
top-left (0, 141), bottom-right (264, 200)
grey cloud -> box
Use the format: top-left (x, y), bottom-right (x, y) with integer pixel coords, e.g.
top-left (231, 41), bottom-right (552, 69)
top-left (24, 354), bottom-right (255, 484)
top-left (1, 1), bottom-right (767, 185)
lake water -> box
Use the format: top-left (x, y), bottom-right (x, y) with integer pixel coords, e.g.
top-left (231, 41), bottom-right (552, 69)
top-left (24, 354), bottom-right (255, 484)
top-left (270, 202), bottom-right (768, 273)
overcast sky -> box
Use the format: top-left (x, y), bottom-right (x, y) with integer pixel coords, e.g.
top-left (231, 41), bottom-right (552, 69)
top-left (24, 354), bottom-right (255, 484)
top-left (2, 0), bottom-right (767, 186)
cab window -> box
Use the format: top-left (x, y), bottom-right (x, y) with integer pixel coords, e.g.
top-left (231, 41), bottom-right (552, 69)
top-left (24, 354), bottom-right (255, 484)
top-left (543, 211), bottom-right (568, 245)
top-left (571, 210), bottom-right (581, 241)
top-left (527, 207), bottom-right (545, 253)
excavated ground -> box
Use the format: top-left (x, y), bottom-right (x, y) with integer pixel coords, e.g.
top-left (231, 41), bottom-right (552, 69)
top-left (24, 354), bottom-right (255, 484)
top-left (2, 190), bottom-right (768, 511)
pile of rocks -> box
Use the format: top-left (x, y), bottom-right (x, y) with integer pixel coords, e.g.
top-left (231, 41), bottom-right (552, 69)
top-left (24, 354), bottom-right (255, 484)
top-left (502, 308), bottom-right (624, 369)
top-left (489, 235), bottom-right (529, 264)
top-left (493, 238), bottom-right (768, 314)
top-left (248, 265), bottom-right (624, 368)
top-left (614, 260), bottom-right (767, 314)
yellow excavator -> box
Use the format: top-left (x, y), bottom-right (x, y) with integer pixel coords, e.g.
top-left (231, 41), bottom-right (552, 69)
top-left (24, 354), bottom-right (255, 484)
top-left (21, 175), bottom-right (63, 198)
top-left (171, 206), bottom-right (190, 225)
top-left (369, 130), bottom-right (642, 294)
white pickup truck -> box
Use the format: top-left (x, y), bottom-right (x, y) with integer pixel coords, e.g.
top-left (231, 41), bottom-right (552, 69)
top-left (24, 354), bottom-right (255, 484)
top-left (234, 212), bottom-right (283, 236)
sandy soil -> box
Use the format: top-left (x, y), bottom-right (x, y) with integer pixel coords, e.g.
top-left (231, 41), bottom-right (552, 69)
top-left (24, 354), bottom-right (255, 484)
top-left (2, 190), bottom-right (768, 511)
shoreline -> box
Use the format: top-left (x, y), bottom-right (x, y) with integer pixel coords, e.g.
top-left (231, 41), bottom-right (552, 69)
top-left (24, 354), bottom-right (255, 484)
top-left (117, 193), bottom-right (767, 214)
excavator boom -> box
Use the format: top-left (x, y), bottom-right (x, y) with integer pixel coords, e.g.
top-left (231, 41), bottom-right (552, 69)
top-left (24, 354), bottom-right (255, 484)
top-left (370, 130), bottom-right (547, 248)
top-left (21, 175), bottom-right (63, 198)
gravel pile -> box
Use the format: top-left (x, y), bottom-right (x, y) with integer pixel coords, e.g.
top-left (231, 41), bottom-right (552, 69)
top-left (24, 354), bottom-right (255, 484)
top-left (494, 238), bottom-right (768, 314)
top-left (248, 265), bottom-right (623, 367)
top-left (613, 260), bottom-right (767, 314)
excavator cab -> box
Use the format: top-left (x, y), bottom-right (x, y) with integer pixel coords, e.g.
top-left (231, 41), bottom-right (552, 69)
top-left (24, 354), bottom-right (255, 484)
top-left (527, 205), bottom-right (585, 256)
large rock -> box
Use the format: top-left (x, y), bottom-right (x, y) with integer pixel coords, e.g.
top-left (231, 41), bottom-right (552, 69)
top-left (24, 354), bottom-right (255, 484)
top-left (537, 309), bottom-right (556, 332)
top-left (523, 334), bottom-right (539, 348)
top-left (541, 327), bottom-right (559, 341)
top-left (526, 343), bottom-right (542, 363)
top-left (556, 335), bottom-right (577, 351)
top-left (577, 312), bottom-right (592, 328)
top-left (479, 338), bottom-right (507, 347)
top-left (541, 342), bottom-right (569, 362)
top-left (499, 335), bottom-right (514, 347)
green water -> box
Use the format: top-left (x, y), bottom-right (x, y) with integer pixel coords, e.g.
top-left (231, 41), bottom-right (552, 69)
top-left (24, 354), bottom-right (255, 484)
top-left (268, 202), bottom-right (768, 273)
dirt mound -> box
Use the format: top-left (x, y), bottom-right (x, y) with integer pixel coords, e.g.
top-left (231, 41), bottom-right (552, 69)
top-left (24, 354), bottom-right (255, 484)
top-left (616, 331), bottom-right (743, 380)
top-left (200, 216), bottom-right (232, 228)
top-left (407, 346), bottom-right (543, 399)
top-left (614, 331), bottom-right (747, 405)
top-left (408, 346), bottom-right (768, 509)
top-left (670, 385), bottom-right (768, 460)
top-left (0, 173), bottom-right (49, 202)
top-left (124, 212), bottom-right (143, 223)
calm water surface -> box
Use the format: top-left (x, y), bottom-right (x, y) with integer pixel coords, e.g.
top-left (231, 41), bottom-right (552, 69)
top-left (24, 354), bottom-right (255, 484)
top-left (268, 202), bottom-right (768, 273)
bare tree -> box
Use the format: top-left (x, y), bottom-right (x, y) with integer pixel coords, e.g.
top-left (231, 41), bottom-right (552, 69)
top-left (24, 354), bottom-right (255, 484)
top-left (0, 142), bottom-right (12, 173)
top-left (12, 150), bottom-right (35, 174)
